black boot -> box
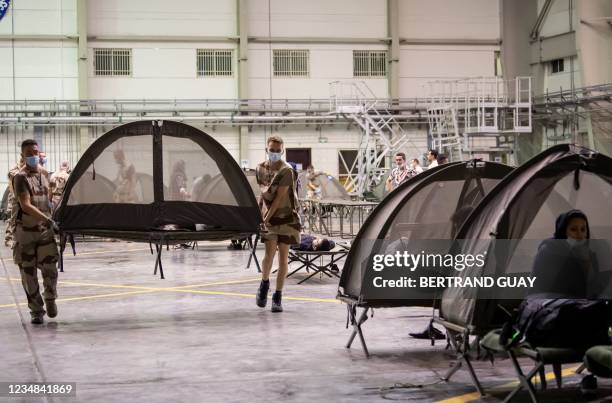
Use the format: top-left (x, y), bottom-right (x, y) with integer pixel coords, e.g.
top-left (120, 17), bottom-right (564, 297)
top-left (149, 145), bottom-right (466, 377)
top-left (45, 299), bottom-right (57, 318)
top-left (31, 312), bottom-right (44, 325)
top-left (256, 280), bottom-right (270, 308)
top-left (271, 291), bottom-right (283, 313)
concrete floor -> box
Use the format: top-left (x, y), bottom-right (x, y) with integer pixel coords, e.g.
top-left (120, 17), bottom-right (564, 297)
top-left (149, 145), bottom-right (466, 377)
top-left (1, 240), bottom-right (611, 403)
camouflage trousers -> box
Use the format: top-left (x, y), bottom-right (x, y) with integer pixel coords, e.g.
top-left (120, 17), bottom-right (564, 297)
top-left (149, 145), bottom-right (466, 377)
top-left (13, 225), bottom-right (59, 315)
top-left (4, 215), bottom-right (16, 247)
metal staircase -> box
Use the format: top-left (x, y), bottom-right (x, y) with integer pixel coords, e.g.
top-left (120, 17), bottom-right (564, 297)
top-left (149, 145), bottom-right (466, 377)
top-left (425, 76), bottom-right (533, 163)
top-left (426, 105), bottom-right (462, 162)
top-left (330, 81), bottom-right (424, 197)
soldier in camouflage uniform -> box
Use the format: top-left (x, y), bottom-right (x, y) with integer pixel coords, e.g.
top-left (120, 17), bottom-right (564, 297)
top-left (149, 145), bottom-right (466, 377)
top-left (13, 139), bottom-right (59, 325)
top-left (255, 135), bottom-right (301, 313)
top-left (49, 160), bottom-right (71, 210)
top-left (4, 159), bottom-right (25, 247)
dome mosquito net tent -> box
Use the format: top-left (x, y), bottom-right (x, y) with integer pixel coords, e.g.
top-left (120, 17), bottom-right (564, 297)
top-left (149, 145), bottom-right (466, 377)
top-left (54, 120), bottom-right (262, 277)
top-left (336, 160), bottom-right (513, 356)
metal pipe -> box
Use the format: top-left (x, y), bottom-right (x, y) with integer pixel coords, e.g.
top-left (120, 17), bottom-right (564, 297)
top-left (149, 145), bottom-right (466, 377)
top-left (0, 114), bottom-right (426, 124)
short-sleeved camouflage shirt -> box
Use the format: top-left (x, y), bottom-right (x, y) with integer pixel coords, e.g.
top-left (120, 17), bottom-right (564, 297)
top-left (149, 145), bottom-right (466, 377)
top-left (256, 160), bottom-right (300, 226)
top-left (50, 170), bottom-right (70, 198)
top-left (13, 167), bottom-right (52, 227)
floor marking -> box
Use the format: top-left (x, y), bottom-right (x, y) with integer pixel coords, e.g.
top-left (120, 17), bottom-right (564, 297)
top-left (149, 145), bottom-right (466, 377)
top-left (1, 247), bottom-right (151, 261)
top-left (0, 289), bottom-right (161, 308)
top-left (172, 278), bottom-right (263, 289)
top-left (435, 366), bottom-right (580, 403)
top-left (0, 275), bottom-right (341, 309)
top-left (171, 288), bottom-right (341, 303)
top-left (1, 277), bottom-right (262, 291)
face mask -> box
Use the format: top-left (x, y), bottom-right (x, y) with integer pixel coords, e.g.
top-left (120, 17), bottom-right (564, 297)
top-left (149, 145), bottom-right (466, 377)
top-left (268, 152), bottom-right (282, 163)
top-left (40, 157), bottom-right (47, 166)
top-left (566, 238), bottom-right (586, 248)
top-left (25, 156), bottom-right (39, 168)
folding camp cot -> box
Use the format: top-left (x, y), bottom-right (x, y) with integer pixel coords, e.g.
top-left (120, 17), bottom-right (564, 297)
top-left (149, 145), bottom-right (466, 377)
top-left (480, 330), bottom-right (585, 403)
top-left (287, 245), bottom-right (349, 284)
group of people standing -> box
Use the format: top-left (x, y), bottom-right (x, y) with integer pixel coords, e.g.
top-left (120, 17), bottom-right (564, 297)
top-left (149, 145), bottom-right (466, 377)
top-left (385, 149), bottom-right (446, 192)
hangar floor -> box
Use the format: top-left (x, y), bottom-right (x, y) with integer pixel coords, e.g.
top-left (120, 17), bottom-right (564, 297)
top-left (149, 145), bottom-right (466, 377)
top-left (0, 240), bottom-right (610, 403)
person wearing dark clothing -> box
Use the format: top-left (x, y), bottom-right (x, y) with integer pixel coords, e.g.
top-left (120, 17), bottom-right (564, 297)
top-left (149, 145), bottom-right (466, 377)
top-left (525, 210), bottom-right (609, 396)
top-left (530, 209), bottom-right (598, 298)
top-left (292, 234), bottom-right (335, 252)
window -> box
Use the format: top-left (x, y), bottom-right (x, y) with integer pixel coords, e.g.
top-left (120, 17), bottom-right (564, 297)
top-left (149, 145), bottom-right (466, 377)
top-left (197, 49), bottom-right (233, 77)
top-left (353, 50), bottom-right (387, 77)
top-left (93, 48), bottom-right (132, 76)
top-left (550, 58), bottom-right (564, 74)
top-left (273, 50), bottom-right (309, 77)
top-left (494, 51), bottom-right (503, 77)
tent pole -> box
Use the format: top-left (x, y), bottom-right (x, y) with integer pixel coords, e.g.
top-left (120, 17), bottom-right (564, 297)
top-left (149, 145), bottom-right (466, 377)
top-left (246, 234), bottom-right (261, 272)
top-left (58, 232), bottom-right (66, 273)
top-left (158, 241), bottom-right (165, 279)
top-left (345, 304), bottom-right (370, 357)
top-left (153, 242), bottom-right (165, 279)
top-left (153, 243), bottom-right (159, 275)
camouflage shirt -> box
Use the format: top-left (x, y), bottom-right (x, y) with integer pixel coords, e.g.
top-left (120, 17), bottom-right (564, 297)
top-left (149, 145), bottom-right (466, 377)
top-left (13, 167), bottom-right (52, 228)
top-left (50, 169), bottom-right (70, 198)
top-left (6, 164), bottom-right (22, 214)
top-left (256, 160), bottom-right (300, 226)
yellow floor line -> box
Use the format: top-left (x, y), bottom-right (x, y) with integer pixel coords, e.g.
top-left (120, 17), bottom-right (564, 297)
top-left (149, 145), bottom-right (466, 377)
top-left (436, 366), bottom-right (580, 403)
top-left (2, 277), bottom-right (262, 291)
top-left (0, 288), bottom-right (340, 309)
top-left (1, 247), bottom-right (151, 261)
top-left (172, 278), bottom-right (263, 289)
top-left (0, 275), bottom-right (340, 309)
top-left (0, 289), bottom-right (161, 309)
top-left (171, 288), bottom-right (341, 303)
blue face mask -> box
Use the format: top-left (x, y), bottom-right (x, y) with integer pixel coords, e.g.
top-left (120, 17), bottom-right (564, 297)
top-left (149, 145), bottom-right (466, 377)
top-left (40, 157), bottom-right (47, 166)
top-left (25, 156), bottom-right (39, 168)
top-left (268, 152), bottom-right (282, 163)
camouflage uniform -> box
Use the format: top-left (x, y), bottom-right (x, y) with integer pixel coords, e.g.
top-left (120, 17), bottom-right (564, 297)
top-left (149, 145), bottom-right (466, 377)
top-left (256, 160), bottom-right (301, 245)
top-left (49, 169), bottom-right (70, 210)
top-left (4, 164), bottom-right (23, 247)
top-left (13, 167), bottom-right (58, 317)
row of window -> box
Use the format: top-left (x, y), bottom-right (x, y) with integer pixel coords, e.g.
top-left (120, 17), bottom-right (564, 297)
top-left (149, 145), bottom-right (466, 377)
top-left (93, 48), bottom-right (388, 78)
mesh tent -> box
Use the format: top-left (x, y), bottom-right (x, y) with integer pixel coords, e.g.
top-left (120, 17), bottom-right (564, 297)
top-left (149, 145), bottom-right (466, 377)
top-left (439, 144), bottom-right (612, 337)
top-left (338, 160), bottom-right (513, 308)
top-left (195, 168), bottom-right (260, 203)
top-left (297, 171), bottom-right (350, 201)
top-left (54, 120), bottom-right (261, 243)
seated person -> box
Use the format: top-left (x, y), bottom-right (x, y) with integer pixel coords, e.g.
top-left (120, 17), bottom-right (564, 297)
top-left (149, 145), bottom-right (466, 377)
top-left (530, 209), bottom-right (600, 298)
top-left (521, 210), bottom-right (611, 396)
top-left (292, 234), bottom-right (335, 252)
